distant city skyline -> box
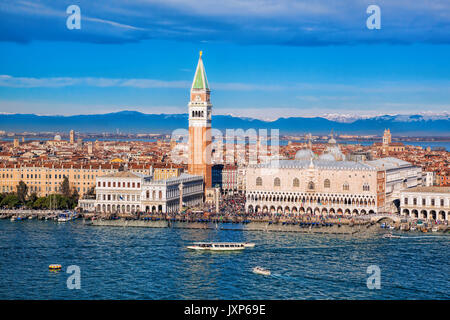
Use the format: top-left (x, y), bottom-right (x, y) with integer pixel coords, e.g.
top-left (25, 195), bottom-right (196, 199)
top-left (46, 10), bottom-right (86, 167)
top-left (0, 1), bottom-right (449, 119)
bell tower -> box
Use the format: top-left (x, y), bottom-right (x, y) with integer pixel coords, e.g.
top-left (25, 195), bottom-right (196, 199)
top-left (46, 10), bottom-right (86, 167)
top-left (188, 51), bottom-right (212, 188)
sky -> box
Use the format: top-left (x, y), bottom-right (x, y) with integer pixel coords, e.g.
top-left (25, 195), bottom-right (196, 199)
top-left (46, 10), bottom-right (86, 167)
top-left (0, 0), bottom-right (449, 120)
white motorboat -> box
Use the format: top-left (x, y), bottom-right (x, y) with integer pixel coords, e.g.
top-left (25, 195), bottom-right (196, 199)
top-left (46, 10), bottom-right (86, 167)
top-left (383, 233), bottom-right (401, 239)
top-left (243, 242), bottom-right (256, 248)
top-left (187, 242), bottom-right (246, 251)
top-left (252, 266), bottom-right (271, 276)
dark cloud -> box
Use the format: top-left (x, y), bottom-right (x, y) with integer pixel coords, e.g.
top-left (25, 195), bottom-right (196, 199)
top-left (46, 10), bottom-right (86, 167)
top-left (0, 0), bottom-right (449, 45)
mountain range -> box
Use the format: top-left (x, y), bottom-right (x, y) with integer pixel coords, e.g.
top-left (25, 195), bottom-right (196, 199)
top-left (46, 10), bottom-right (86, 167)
top-left (0, 111), bottom-right (449, 136)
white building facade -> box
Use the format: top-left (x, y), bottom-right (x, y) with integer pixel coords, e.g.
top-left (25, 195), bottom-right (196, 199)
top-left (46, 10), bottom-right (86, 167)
top-left (400, 187), bottom-right (449, 221)
top-left (79, 171), bottom-right (203, 214)
top-left (245, 158), bottom-right (386, 216)
top-left (366, 157), bottom-right (422, 212)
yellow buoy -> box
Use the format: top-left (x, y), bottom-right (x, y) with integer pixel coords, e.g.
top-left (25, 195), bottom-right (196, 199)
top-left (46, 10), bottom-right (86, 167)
top-left (49, 264), bottom-right (62, 270)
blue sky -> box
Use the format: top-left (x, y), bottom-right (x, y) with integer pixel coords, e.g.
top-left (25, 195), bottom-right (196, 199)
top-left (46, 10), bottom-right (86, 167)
top-left (0, 0), bottom-right (449, 120)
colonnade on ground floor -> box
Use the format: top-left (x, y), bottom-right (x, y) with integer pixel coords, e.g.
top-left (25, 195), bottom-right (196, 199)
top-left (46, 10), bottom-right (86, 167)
top-left (246, 203), bottom-right (376, 216)
top-left (401, 208), bottom-right (449, 221)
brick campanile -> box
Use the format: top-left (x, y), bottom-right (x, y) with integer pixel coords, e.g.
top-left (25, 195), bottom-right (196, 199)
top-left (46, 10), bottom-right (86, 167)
top-left (188, 51), bottom-right (212, 189)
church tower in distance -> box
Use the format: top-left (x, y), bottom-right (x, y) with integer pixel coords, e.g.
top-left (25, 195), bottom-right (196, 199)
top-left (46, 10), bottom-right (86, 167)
top-left (188, 51), bottom-right (212, 189)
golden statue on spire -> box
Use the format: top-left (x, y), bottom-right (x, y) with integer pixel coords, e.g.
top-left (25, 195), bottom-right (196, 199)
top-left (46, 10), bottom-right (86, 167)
top-left (199, 50), bottom-right (203, 57)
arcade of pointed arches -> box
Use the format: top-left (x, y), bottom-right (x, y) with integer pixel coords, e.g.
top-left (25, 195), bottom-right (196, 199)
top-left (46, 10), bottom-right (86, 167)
top-left (246, 191), bottom-right (377, 216)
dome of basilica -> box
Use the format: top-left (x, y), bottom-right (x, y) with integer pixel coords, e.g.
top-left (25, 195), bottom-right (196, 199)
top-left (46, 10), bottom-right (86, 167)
top-left (295, 149), bottom-right (316, 160)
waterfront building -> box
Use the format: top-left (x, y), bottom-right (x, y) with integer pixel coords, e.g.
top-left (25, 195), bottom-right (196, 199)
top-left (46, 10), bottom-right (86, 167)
top-left (400, 186), bottom-right (449, 221)
top-left (366, 157), bottom-right (422, 212)
top-left (83, 171), bottom-right (204, 214)
top-left (188, 51), bottom-right (212, 189)
top-left (245, 149), bottom-right (386, 215)
top-left (0, 163), bottom-right (120, 197)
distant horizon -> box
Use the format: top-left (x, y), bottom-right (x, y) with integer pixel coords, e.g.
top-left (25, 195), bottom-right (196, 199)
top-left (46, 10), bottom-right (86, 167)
top-left (1, 109), bottom-right (449, 122)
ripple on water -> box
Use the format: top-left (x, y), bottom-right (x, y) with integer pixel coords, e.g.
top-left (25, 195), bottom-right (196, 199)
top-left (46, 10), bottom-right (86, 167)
top-left (0, 220), bottom-right (449, 299)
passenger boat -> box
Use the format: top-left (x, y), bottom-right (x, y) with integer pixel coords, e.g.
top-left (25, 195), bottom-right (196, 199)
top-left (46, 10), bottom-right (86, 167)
top-left (383, 233), bottom-right (401, 239)
top-left (252, 266), bottom-right (271, 276)
top-left (243, 242), bottom-right (256, 248)
top-left (187, 242), bottom-right (247, 251)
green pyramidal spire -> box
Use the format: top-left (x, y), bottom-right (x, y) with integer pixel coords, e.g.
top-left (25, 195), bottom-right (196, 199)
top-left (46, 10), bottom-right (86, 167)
top-left (192, 51), bottom-right (209, 90)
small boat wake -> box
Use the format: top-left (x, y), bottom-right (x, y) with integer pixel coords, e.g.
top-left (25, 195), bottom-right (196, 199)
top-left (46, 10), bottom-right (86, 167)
top-left (270, 273), bottom-right (297, 281)
top-left (398, 235), bottom-right (449, 239)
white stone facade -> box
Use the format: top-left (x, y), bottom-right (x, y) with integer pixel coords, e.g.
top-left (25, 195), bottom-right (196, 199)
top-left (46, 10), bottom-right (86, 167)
top-left (400, 187), bottom-right (449, 221)
top-left (366, 157), bottom-right (422, 212)
top-left (81, 171), bottom-right (204, 214)
top-left (245, 159), bottom-right (385, 216)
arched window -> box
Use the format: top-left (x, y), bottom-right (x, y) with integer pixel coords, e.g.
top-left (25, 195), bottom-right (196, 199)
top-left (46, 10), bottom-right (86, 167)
top-left (308, 181), bottom-right (314, 190)
top-left (293, 178), bottom-right (299, 187)
top-left (363, 183), bottom-right (370, 191)
top-left (256, 177), bottom-right (262, 186)
top-left (159, 191), bottom-right (162, 199)
top-left (324, 179), bottom-right (330, 188)
top-left (274, 177), bottom-right (280, 187)
top-left (146, 190), bottom-right (149, 199)
top-left (343, 182), bottom-right (349, 191)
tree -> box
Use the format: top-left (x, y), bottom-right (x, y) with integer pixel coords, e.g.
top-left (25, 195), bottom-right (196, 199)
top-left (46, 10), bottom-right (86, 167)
top-left (1, 194), bottom-right (20, 208)
top-left (26, 192), bottom-right (38, 208)
top-left (33, 197), bottom-right (48, 209)
top-left (16, 181), bottom-right (28, 204)
top-left (71, 188), bottom-right (79, 208)
top-left (85, 186), bottom-right (96, 199)
top-left (61, 176), bottom-right (71, 198)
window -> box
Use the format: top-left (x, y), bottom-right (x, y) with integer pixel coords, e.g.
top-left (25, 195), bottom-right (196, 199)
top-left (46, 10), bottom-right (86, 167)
top-left (256, 177), bottom-right (262, 186)
top-left (404, 198), bottom-right (408, 205)
top-left (431, 199), bottom-right (435, 206)
top-left (413, 198), bottom-right (417, 205)
top-left (343, 182), bottom-right (349, 191)
top-left (363, 183), bottom-right (370, 191)
top-left (441, 199), bottom-right (444, 207)
top-left (274, 177), bottom-right (280, 187)
top-left (293, 178), bottom-right (299, 187)
top-left (324, 179), bottom-right (330, 188)
top-left (308, 181), bottom-right (314, 190)
top-left (422, 199), bottom-right (426, 206)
